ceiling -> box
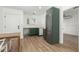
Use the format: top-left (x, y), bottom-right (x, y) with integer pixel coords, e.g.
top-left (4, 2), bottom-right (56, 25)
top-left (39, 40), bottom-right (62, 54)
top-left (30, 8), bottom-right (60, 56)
top-left (4, 6), bottom-right (51, 15)
top-left (3, 6), bottom-right (75, 15)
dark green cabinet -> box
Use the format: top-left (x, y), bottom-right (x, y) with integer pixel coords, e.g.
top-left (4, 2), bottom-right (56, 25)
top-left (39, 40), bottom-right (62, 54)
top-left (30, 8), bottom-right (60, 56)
top-left (23, 28), bottom-right (39, 37)
top-left (29, 28), bottom-right (39, 36)
top-left (44, 7), bottom-right (59, 44)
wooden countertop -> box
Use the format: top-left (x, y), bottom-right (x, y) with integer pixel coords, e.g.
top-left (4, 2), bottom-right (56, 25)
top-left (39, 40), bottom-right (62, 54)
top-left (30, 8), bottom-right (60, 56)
top-left (0, 33), bottom-right (20, 39)
top-left (23, 25), bottom-right (45, 28)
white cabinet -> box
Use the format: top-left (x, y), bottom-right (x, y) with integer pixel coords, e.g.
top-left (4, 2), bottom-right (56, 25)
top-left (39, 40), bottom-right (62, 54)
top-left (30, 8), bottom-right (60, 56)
top-left (39, 28), bottom-right (43, 35)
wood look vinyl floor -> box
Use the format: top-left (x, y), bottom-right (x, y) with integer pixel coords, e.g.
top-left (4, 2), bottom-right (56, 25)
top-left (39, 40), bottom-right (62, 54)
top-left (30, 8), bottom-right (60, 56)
top-left (21, 36), bottom-right (77, 52)
top-left (63, 34), bottom-right (78, 52)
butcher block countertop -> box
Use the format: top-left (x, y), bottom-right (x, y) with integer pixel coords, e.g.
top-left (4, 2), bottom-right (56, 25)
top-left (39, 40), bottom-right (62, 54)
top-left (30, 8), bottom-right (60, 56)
top-left (0, 33), bottom-right (20, 39)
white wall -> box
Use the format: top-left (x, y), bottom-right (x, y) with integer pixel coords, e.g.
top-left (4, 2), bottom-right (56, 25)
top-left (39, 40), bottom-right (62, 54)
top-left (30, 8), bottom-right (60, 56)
top-left (59, 7), bottom-right (64, 44)
top-left (23, 14), bottom-right (46, 28)
top-left (63, 8), bottom-right (78, 36)
top-left (40, 13), bottom-right (46, 29)
top-left (39, 14), bottom-right (46, 35)
top-left (62, 6), bottom-right (74, 11)
top-left (0, 7), bottom-right (24, 39)
top-left (0, 7), bottom-right (3, 33)
top-left (76, 7), bottom-right (79, 50)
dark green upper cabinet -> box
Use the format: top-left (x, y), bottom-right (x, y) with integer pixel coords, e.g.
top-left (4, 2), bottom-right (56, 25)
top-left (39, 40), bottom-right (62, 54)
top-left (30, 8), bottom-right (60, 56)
top-left (45, 7), bottom-right (59, 44)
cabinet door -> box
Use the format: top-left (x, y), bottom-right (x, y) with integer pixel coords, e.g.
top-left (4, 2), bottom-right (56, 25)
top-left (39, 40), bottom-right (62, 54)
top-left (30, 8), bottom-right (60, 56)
top-left (52, 8), bottom-right (59, 43)
top-left (46, 7), bottom-right (59, 44)
top-left (4, 14), bottom-right (20, 33)
top-left (29, 28), bottom-right (39, 35)
top-left (46, 14), bottom-right (52, 32)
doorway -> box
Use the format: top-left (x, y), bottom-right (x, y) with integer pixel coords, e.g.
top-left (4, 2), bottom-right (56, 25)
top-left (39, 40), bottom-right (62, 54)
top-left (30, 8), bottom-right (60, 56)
top-left (63, 7), bottom-right (78, 51)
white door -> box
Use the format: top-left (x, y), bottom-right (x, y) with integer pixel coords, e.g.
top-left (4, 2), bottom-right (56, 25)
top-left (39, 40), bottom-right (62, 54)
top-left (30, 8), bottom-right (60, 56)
top-left (4, 14), bottom-right (20, 33)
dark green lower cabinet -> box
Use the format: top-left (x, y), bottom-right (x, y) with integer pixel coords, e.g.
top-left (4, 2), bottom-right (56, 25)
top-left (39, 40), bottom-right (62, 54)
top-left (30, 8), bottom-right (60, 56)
top-left (29, 28), bottom-right (39, 36)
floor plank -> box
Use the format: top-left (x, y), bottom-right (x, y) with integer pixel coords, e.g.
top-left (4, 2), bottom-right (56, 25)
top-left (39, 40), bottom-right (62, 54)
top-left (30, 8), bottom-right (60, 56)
top-left (21, 36), bottom-right (77, 52)
top-left (63, 34), bottom-right (78, 51)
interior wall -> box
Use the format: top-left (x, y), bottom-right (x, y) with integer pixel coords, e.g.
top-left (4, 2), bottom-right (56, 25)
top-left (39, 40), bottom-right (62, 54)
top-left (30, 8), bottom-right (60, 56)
top-left (78, 8), bottom-right (79, 50)
top-left (0, 7), bottom-right (24, 39)
top-left (63, 8), bottom-right (78, 36)
top-left (59, 7), bottom-right (64, 44)
top-left (23, 14), bottom-right (46, 28)
top-left (62, 6), bottom-right (74, 11)
top-left (0, 7), bottom-right (3, 33)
